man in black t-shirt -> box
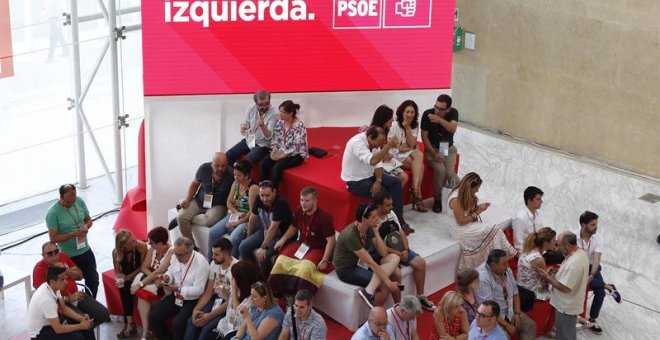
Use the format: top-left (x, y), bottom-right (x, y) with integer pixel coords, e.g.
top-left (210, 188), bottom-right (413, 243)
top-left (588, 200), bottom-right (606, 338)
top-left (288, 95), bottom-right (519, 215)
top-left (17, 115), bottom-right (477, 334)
top-left (240, 180), bottom-right (293, 276)
top-left (420, 94), bottom-right (461, 213)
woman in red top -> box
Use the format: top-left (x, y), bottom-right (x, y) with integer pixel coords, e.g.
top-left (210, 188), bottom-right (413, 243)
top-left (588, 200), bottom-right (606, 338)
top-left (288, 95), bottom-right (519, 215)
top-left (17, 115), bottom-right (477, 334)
top-left (431, 291), bottom-right (469, 340)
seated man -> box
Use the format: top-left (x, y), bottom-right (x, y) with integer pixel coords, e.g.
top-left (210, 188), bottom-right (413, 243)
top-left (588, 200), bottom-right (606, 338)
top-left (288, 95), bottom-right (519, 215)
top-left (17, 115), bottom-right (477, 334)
top-left (268, 187), bottom-right (336, 297)
top-left (185, 238), bottom-right (238, 340)
top-left (149, 237), bottom-right (209, 340)
top-left (386, 295), bottom-right (422, 340)
top-left (512, 186), bottom-right (545, 252)
top-left (576, 211), bottom-right (621, 334)
top-left (28, 266), bottom-right (95, 340)
top-left (226, 89), bottom-right (280, 166)
top-left (468, 300), bottom-right (509, 340)
top-left (476, 249), bottom-right (537, 340)
top-left (420, 94), bottom-right (460, 213)
top-left (372, 190), bottom-right (435, 310)
top-left (334, 203), bottom-right (401, 309)
top-left (177, 152), bottom-right (233, 248)
top-left (341, 125), bottom-right (409, 233)
top-left (352, 306), bottom-right (395, 340)
top-left (240, 180), bottom-right (293, 276)
top-left (32, 241), bottom-right (109, 328)
top-left (278, 289), bottom-right (327, 340)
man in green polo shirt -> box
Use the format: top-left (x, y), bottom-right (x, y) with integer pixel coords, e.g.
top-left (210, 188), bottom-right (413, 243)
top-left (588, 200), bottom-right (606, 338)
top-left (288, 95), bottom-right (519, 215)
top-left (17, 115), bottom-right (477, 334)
top-left (45, 184), bottom-right (99, 297)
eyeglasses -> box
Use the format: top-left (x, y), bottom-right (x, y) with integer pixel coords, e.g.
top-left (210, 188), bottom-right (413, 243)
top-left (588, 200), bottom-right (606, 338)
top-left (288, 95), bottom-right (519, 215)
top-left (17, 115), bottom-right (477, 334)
top-left (369, 319), bottom-right (389, 327)
top-left (257, 103), bottom-right (270, 109)
top-left (174, 251), bottom-right (189, 258)
top-left (476, 312), bottom-right (494, 318)
top-left (44, 249), bottom-right (60, 257)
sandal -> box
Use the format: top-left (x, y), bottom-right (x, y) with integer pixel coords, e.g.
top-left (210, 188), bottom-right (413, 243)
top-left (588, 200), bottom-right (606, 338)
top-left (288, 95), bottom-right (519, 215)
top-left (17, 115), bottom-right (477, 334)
top-left (117, 323), bottom-right (137, 338)
top-left (410, 188), bottom-right (428, 212)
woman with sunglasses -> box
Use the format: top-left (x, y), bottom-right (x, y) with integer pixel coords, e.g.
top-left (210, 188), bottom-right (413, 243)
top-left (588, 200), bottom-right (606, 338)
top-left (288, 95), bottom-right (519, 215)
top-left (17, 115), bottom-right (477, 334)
top-left (235, 281), bottom-right (284, 340)
top-left (447, 172), bottom-right (516, 270)
top-left (113, 229), bottom-right (148, 338)
top-left (431, 291), bottom-right (469, 339)
top-left (208, 159), bottom-right (259, 259)
top-left (128, 226), bottom-right (174, 340)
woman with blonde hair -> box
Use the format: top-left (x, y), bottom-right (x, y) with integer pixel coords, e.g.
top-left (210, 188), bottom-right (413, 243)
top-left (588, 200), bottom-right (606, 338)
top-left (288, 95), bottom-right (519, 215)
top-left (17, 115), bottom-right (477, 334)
top-left (518, 227), bottom-right (557, 295)
top-left (447, 172), bottom-right (516, 270)
top-left (431, 291), bottom-right (469, 339)
top-left (112, 229), bottom-right (148, 338)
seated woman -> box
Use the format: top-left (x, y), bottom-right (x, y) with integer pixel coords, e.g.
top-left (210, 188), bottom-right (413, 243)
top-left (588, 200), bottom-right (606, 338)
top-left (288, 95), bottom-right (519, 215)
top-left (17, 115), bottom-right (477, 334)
top-left (456, 268), bottom-right (481, 325)
top-left (268, 187), bottom-right (336, 298)
top-left (113, 229), bottom-right (148, 338)
top-left (447, 172), bottom-right (517, 270)
top-left (129, 226), bottom-right (174, 340)
top-left (369, 105), bottom-right (412, 233)
top-left (431, 291), bottom-right (469, 340)
top-left (389, 100), bottom-right (428, 213)
top-left (213, 261), bottom-right (264, 340)
top-left (208, 159), bottom-right (259, 259)
top-left (259, 100), bottom-right (308, 188)
top-left (518, 227), bottom-right (556, 297)
top-left (235, 281), bottom-right (284, 340)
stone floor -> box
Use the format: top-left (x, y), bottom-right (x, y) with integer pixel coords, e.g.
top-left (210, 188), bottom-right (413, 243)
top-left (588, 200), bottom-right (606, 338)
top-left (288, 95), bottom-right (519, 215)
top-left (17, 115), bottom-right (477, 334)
top-left (1, 125), bottom-right (658, 339)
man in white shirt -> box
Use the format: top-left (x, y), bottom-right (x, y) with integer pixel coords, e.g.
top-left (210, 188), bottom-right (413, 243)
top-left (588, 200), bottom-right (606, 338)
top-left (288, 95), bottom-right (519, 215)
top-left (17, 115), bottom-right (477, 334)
top-left (352, 306), bottom-right (395, 340)
top-left (27, 266), bottom-right (94, 339)
top-left (226, 89), bottom-right (279, 165)
top-left (511, 186), bottom-right (544, 251)
top-left (541, 231), bottom-right (589, 340)
top-left (149, 237), bottom-right (210, 340)
top-left (185, 238), bottom-right (238, 339)
top-left (386, 295), bottom-right (422, 340)
top-left (575, 211), bottom-right (621, 334)
top-left (278, 289), bottom-right (327, 340)
top-left (341, 126), bottom-right (408, 229)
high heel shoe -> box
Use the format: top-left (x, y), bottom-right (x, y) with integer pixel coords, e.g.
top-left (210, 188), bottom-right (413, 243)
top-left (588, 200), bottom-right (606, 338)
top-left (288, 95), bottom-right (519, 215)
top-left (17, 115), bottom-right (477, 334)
top-left (410, 188), bottom-right (428, 212)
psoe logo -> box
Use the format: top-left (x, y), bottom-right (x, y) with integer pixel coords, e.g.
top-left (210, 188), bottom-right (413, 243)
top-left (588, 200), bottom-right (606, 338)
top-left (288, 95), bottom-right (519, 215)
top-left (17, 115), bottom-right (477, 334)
top-left (164, 0), bottom-right (316, 27)
top-left (333, 0), bottom-right (432, 29)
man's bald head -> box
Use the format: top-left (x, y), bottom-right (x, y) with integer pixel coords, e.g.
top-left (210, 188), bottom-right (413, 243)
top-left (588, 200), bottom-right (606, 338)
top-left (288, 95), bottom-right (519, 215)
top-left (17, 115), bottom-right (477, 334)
top-left (211, 152), bottom-right (228, 175)
top-left (368, 306), bottom-right (389, 334)
top-left (369, 306), bottom-right (387, 319)
top-left (556, 231), bottom-right (578, 254)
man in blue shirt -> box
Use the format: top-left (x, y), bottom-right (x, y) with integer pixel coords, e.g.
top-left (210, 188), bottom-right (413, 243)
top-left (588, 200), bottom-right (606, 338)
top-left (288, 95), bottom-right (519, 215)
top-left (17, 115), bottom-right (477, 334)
top-left (352, 306), bottom-right (395, 340)
top-left (468, 300), bottom-right (508, 340)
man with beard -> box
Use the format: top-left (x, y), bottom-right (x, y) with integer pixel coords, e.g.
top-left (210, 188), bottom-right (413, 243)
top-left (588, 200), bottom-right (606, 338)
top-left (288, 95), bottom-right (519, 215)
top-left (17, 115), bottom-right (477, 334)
top-left (226, 89), bottom-right (280, 166)
top-left (575, 211), bottom-right (621, 334)
top-left (185, 238), bottom-right (238, 339)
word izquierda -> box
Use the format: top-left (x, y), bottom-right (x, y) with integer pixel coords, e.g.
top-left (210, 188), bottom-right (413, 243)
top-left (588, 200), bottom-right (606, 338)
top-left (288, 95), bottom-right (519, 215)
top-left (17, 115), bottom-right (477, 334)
top-left (165, 0), bottom-right (316, 27)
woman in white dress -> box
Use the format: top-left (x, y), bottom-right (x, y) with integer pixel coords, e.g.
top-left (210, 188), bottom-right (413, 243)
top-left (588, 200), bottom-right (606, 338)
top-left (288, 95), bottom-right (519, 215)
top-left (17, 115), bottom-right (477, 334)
top-left (388, 100), bottom-right (428, 212)
top-left (447, 172), bottom-right (517, 270)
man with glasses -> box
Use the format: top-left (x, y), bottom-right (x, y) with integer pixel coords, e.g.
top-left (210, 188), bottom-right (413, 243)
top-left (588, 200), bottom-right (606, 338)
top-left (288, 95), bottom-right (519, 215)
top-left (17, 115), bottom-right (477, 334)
top-left (176, 152), bottom-right (233, 250)
top-left (149, 237), bottom-right (210, 340)
top-left (28, 266), bottom-right (95, 339)
top-left (386, 295), bottom-right (422, 340)
top-left (241, 180), bottom-right (293, 276)
top-left (420, 94), bottom-right (460, 213)
top-left (352, 306), bottom-right (395, 340)
top-left (468, 300), bottom-right (508, 340)
top-left (226, 89), bottom-right (280, 166)
top-left (476, 249), bottom-right (536, 340)
top-left (32, 241), bottom-right (109, 329)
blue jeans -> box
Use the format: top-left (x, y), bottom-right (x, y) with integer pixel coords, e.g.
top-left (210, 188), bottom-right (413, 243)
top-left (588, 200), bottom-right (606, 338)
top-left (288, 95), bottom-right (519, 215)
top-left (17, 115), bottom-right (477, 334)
top-left (228, 223), bottom-right (249, 259)
top-left (346, 175), bottom-right (403, 217)
top-left (226, 139), bottom-right (270, 166)
top-left (184, 299), bottom-right (224, 340)
top-left (238, 222), bottom-right (265, 261)
top-left (588, 265), bottom-right (606, 320)
top-left (208, 215), bottom-right (247, 259)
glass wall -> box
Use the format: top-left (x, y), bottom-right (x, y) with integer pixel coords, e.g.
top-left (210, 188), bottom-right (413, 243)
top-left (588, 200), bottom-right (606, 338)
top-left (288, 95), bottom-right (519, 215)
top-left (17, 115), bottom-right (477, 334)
top-left (0, 0), bottom-right (143, 205)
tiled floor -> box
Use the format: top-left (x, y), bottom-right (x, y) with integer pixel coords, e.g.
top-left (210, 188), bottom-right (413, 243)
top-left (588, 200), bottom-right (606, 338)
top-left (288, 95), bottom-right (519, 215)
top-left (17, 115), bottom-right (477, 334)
top-left (1, 125), bottom-right (659, 340)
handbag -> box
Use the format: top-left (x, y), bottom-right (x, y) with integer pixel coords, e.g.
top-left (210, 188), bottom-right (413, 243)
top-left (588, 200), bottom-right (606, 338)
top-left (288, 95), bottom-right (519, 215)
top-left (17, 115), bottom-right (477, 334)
top-left (308, 147), bottom-right (328, 158)
top-left (517, 285), bottom-right (536, 312)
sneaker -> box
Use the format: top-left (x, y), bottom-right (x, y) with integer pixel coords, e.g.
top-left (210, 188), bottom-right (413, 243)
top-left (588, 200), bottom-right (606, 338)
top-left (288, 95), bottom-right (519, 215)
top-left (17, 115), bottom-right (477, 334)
top-left (358, 288), bottom-right (375, 309)
top-left (610, 284), bottom-right (622, 303)
top-left (418, 295), bottom-right (436, 311)
top-left (589, 321), bottom-right (604, 334)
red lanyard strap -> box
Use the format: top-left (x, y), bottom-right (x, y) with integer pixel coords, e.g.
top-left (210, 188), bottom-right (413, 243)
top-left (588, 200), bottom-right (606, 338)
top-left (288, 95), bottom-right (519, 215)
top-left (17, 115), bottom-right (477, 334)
top-left (300, 211), bottom-right (316, 244)
top-left (179, 252), bottom-right (195, 287)
top-left (392, 309), bottom-right (410, 340)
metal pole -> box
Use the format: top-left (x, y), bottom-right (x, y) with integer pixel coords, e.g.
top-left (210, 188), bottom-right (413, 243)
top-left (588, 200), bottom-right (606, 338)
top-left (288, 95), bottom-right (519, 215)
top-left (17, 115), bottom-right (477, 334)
top-left (69, 0), bottom-right (87, 188)
top-left (109, 0), bottom-right (124, 204)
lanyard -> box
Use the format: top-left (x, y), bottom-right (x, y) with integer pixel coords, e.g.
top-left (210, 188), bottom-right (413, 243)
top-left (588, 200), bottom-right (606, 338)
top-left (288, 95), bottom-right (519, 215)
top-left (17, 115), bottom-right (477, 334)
top-left (259, 206), bottom-right (272, 231)
top-left (528, 210), bottom-right (537, 233)
top-left (300, 210), bottom-right (316, 244)
top-left (295, 319), bottom-right (306, 340)
top-left (179, 252), bottom-right (195, 287)
top-left (65, 204), bottom-right (82, 227)
top-left (356, 224), bottom-right (367, 247)
top-left (497, 273), bottom-right (509, 318)
top-left (47, 285), bottom-right (63, 315)
top-left (580, 238), bottom-right (591, 254)
top-left (391, 308), bottom-right (410, 340)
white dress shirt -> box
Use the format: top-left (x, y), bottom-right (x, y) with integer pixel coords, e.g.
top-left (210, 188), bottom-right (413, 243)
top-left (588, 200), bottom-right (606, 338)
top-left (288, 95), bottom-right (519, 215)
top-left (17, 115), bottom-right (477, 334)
top-left (511, 208), bottom-right (543, 250)
top-left (166, 250), bottom-right (209, 300)
top-left (341, 132), bottom-right (377, 182)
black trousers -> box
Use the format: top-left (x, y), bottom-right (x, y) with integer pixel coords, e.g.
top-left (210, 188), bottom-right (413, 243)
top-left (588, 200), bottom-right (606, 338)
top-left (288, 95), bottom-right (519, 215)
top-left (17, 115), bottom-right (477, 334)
top-left (259, 154), bottom-right (304, 188)
top-left (148, 293), bottom-right (198, 340)
top-left (70, 249), bottom-right (99, 298)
